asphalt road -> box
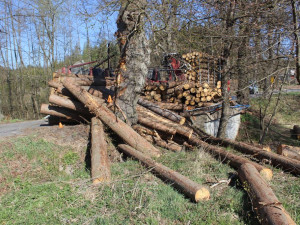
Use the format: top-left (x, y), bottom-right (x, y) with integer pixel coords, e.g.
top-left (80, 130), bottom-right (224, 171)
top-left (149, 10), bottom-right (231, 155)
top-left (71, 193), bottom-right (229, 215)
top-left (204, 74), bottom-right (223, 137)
top-left (0, 119), bottom-right (48, 139)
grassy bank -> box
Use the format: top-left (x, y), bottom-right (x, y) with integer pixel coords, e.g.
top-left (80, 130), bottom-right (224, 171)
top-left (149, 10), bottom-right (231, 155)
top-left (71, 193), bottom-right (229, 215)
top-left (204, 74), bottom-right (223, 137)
top-left (0, 135), bottom-right (299, 224)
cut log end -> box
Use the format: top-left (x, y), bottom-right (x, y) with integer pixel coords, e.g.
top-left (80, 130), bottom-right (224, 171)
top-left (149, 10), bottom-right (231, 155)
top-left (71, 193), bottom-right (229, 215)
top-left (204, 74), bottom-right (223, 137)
top-left (259, 168), bottom-right (273, 181)
top-left (92, 177), bottom-right (109, 185)
top-left (195, 187), bottom-right (210, 202)
top-left (179, 117), bottom-right (186, 125)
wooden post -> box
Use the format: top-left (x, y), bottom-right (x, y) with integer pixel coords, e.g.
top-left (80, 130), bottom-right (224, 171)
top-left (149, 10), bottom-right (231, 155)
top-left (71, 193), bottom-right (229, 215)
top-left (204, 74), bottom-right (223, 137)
top-left (62, 78), bottom-right (161, 158)
top-left (118, 144), bottom-right (210, 202)
top-left (91, 117), bottom-right (111, 184)
top-left (238, 163), bottom-right (296, 225)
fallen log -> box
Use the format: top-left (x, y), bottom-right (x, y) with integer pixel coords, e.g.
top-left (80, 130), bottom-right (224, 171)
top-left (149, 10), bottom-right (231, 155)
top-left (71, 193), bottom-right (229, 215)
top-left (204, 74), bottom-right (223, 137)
top-left (188, 135), bottom-right (273, 181)
top-left (48, 80), bottom-right (73, 97)
top-left (277, 144), bottom-right (300, 161)
top-left (144, 100), bottom-right (183, 111)
top-left (118, 144), bottom-right (210, 202)
top-left (62, 78), bottom-right (161, 157)
top-left (137, 115), bottom-right (177, 135)
top-left (40, 104), bottom-right (87, 122)
top-left (60, 76), bottom-right (114, 86)
top-left (137, 106), bottom-right (193, 139)
top-left (137, 98), bottom-right (185, 124)
top-left (200, 136), bottom-right (300, 175)
top-left (91, 117), bottom-right (111, 184)
top-left (49, 94), bottom-right (91, 116)
top-left (238, 163), bottom-right (296, 225)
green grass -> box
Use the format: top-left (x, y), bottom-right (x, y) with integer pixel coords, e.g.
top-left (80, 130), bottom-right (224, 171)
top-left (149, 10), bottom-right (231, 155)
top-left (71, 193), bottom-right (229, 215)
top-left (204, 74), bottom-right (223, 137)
top-left (238, 92), bottom-right (300, 146)
top-left (0, 134), bottom-right (299, 224)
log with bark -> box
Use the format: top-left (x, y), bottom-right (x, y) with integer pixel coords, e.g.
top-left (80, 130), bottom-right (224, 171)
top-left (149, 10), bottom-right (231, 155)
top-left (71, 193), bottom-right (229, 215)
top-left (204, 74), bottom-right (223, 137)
top-left (118, 144), bottom-right (210, 202)
top-left (277, 144), bottom-right (300, 161)
top-left (137, 98), bottom-right (185, 124)
top-left (49, 94), bottom-right (91, 117)
top-left (187, 135), bottom-right (273, 181)
top-left (91, 117), bottom-right (111, 184)
top-left (200, 136), bottom-right (300, 175)
top-left (238, 163), bottom-right (296, 225)
top-left (40, 104), bottom-right (88, 122)
top-left (62, 78), bottom-right (161, 157)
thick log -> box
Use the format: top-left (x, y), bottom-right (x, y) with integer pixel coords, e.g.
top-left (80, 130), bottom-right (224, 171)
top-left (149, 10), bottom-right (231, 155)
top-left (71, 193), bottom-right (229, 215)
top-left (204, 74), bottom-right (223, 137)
top-left (141, 134), bottom-right (183, 152)
top-left (137, 106), bottom-right (194, 139)
top-left (60, 76), bottom-right (114, 86)
top-left (277, 144), bottom-right (300, 161)
top-left (201, 136), bottom-right (300, 175)
top-left (118, 144), bottom-right (210, 202)
top-left (62, 78), bottom-right (161, 157)
top-left (238, 163), bottom-right (296, 225)
top-left (188, 135), bottom-right (273, 181)
top-left (137, 98), bottom-right (185, 124)
top-left (91, 117), bottom-right (111, 184)
top-left (144, 100), bottom-right (184, 111)
top-left (49, 94), bottom-right (91, 116)
top-left (48, 80), bottom-right (73, 97)
top-left (40, 104), bottom-right (87, 122)
top-left (137, 115), bottom-right (177, 135)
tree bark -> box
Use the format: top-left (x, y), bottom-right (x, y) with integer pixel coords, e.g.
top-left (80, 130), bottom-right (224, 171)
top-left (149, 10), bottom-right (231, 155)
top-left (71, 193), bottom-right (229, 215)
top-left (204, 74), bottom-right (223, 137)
top-left (62, 79), bottom-right (161, 158)
top-left (115, 0), bottom-right (150, 125)
top-left (118, 144), bottom-right (210, 202)
top-left (238, 163), bottom-right (296, 225)
top-left (277, 144), bottom-right (300, 161)
top-left (202, 136), bottom-right (300, 175)
top-left (91, 117), bottom-right (111, 184)
top-left (40, 104), bottom-right (87, 122)
top-left (137, 98), bottom-right (185, 124)
top-left (49, 94), bottom-right (91, 116)
top-left (188, 135), bottom-right (273, 181)
top-left (291, 0), bottom-right (300, 84)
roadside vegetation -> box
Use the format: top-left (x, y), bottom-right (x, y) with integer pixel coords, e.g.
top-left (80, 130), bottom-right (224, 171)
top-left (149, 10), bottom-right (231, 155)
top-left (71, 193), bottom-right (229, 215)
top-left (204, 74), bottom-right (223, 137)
top-left (1, 93), bottom-right (300, 225)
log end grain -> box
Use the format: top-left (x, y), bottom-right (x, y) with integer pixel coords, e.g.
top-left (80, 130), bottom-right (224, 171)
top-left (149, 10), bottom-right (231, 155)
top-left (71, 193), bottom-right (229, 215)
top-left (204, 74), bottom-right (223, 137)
top-left (195, 187), bottom-right (210, 202)
top-left (259, 168), bottom-right (273, 181)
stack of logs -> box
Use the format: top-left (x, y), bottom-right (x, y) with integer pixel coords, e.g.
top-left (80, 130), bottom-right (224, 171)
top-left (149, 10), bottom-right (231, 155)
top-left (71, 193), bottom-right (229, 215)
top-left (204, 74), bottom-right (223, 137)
top-left (40, 72), bottom-right (299, 224)
top-left (182, 51), bottom-right (219, 85)
top-left (143, 80), bottom-right (222, 107)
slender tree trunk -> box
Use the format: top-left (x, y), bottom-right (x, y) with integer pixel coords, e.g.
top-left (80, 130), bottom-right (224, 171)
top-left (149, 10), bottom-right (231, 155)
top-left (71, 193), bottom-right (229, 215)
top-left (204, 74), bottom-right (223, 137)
top-left (217, 1), bottom-right (236, 138)
top-left (291, 0), bottom-right (300, 84)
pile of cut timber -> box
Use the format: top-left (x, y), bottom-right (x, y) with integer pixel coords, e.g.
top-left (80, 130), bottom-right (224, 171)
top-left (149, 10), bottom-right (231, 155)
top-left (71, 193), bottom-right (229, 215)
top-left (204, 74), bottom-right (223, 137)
top-left (182, 51), bottom-right (218, 85)
top-left (143, 81), bottom-right (222, 107)
top-left (40, 72), bottom-right (297, 221)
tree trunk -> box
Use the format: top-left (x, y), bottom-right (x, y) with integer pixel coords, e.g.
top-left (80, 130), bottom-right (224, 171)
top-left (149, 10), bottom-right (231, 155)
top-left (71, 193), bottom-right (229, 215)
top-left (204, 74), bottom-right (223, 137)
top-left (238, 163), bottom-right (296, 225)
top-left (137, 98), bottom-right (185, 124)
top-left (291, 0), bottom-right (300, 84)
top-left (118, 144), bottom-right (210, 202)
top-left (62, 79), bottom-right (161, 158)
top-left (201, 136), bottom-right (300, 175)
top-left (277, 144), bottom-right (300, 161)
top-left (188, 135), bottom-right (273, 181)
top-left (49, 94), bottom-right (91, 116)
top-left (91, 117), bottom-right (111, 184)
top-left (40, 104), bottom-right (87, 122)
top-left (115, 0), bottom-right (150, 125)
